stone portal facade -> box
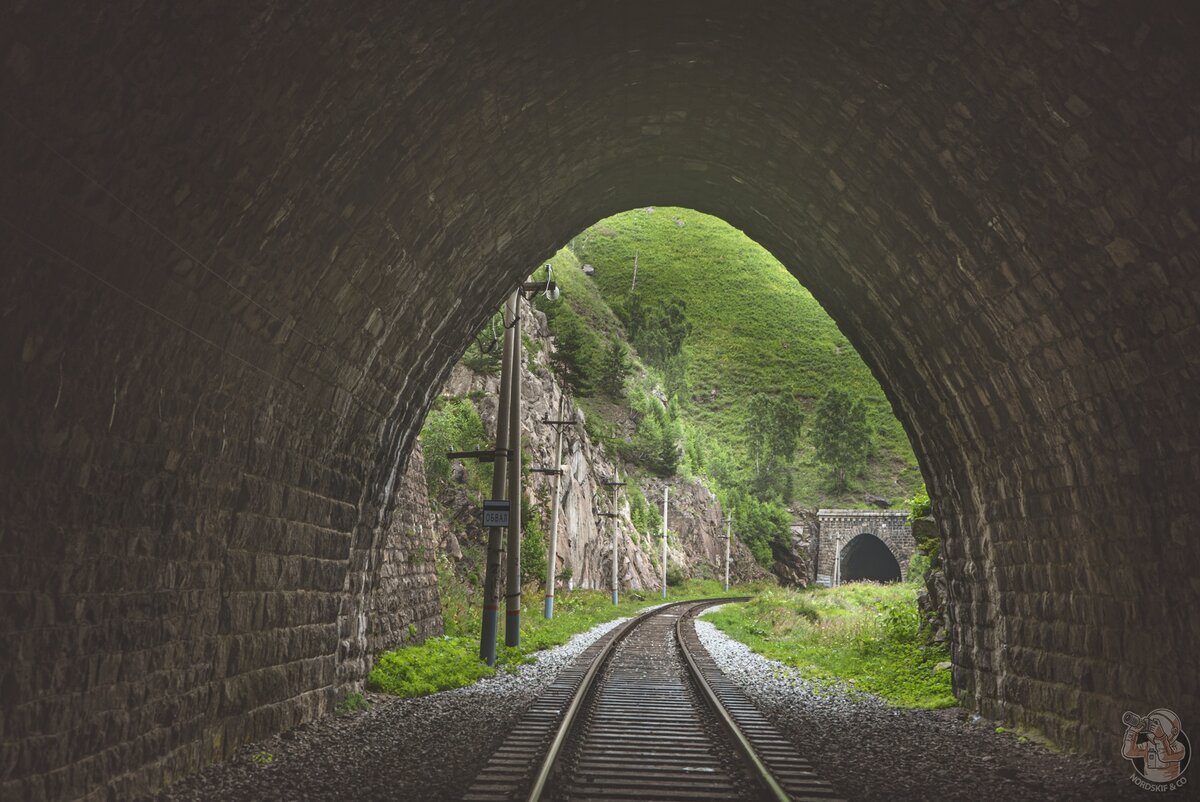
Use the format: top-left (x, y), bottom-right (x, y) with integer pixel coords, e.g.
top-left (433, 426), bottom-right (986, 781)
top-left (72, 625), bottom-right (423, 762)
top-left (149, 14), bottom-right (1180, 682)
top-left (814, 510), bottom-right (915, 585)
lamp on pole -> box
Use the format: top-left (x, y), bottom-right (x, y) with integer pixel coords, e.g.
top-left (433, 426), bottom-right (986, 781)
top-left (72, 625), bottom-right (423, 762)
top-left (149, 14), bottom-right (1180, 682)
top-left (504, 266), bottom-right (563, 646)
top-left (476, 292), bottom-right (517, 666)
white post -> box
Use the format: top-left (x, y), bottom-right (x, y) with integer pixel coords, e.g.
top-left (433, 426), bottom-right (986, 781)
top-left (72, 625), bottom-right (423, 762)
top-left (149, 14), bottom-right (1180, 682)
top-left (724, 517), bottom-right (731, 592)
top-left (610, 478), bottom-right (620, 605)
top-left (544, 395), bottom-right (565, 619)
top-left (661, 486), bottom-right (669, 599)
top-left (834, 534), bottom-right (842, 587)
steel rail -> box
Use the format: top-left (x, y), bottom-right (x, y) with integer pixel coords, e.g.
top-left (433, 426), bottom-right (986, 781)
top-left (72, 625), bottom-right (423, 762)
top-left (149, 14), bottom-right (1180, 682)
top-left (524, 600), bottom-right (696, 802)
top-left (675, 603), bottom-right (791, 802)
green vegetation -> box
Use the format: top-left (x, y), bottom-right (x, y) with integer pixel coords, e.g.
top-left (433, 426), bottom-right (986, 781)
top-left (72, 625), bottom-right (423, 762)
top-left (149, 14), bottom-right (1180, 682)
top-left (335, 692), bottom-right (369, 716)
top-left (368, 575), bottom-right (769, 699)
top-left (569, 207), bottom-right (921, 508)
top-left (251, 751), bottom-right (274, 766)
top-left (811, 387), bottom-right (872, 492)
top-left (907, 483), bottom-right (931, 521)
top-left (419, 397), bottom-right (491, 498)
top-left (704, 583), bottom-right (955, 709)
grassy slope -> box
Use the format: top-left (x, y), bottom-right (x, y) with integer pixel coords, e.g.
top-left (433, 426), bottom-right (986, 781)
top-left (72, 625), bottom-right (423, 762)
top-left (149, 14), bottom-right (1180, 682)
top-left (570, 207), bottom-right (921, 507)
top-left (704, 583), bottom-right (955, 709)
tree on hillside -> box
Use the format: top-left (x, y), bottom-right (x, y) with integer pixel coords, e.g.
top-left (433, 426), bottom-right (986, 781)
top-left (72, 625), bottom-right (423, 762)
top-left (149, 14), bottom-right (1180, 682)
top-left (548, 305), bottom-right (597, 395)
top-left (812, 387), bottom-right (871, 492)
top-left (744, 392), bottom-right (805, 497)
top-left (598, 336), bottom-right (631, 398)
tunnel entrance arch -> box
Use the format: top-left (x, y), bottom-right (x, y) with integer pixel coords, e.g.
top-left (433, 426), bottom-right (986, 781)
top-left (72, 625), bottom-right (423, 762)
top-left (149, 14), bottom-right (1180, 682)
top-left (1, 3), bottom-right (1197, 797)
top-left (840, 533), bottom-right (903, 584)
top-left (815, 510), bottom-right (914, 585)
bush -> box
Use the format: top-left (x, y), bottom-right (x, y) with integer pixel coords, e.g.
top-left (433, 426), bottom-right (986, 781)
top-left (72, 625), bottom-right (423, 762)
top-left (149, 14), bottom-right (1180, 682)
top-left (907, 484), bottom-right (931, 521)
top-left (368, 637), bottom-right (497, 697)
top-left (665, 565), bottom-right (685, 586)
top-left (727, 490), bottom-right (791, 567)
top-left (627, 482), bottom-right (663, 535)
top-left (521, 503), bottom-right (549, 586)
top-left (420, 398), bottom-right (489, 496)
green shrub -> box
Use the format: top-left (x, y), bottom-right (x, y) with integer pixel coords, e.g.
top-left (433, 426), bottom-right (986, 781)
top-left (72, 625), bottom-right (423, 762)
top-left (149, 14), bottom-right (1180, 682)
top-left (420, 398), bottom-right (489, 496)
top-left (907, 484), bottom-right (931, 521)
top-left (521, 504), bottom-right (548, 586)
top-left (367, 636), bottom-right (498, 697)
top-left (335, 692), bottom-right (369, 715)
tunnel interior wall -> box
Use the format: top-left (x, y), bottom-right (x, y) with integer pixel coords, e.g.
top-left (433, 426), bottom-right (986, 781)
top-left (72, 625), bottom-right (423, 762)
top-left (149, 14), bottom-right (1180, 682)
top-left (1, 1), bottom-right (1199, 798)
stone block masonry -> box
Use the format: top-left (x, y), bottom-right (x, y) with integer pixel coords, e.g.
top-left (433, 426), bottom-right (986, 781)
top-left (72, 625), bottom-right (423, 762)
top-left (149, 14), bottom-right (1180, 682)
top-left (814, 510), bottom-right (915, 583)
top-left (1, 1), bottom-right (1198, 797)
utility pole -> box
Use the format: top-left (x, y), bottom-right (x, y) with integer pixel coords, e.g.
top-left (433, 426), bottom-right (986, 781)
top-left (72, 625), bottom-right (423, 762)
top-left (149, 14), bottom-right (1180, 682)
top-left (723, 517), bottom-right (732, 592)
top-left (599, 475), bottom-right (626, 605)
top-left (469, 271), bottom-right (561, 664)
top-left (504, 296), bottom-right (523, 648)
top-left (630, 250), bottom-right (639, 292)
top-left (661, 486), bottom-right (669, 599)
top-left (478, 292), bottom-right (516, 666)
top-left (536, 396), bottom-right (572, 619)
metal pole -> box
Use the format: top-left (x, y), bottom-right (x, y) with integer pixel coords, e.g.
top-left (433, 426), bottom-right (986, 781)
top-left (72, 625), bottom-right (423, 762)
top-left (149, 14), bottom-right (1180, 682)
top-left (480, 293), bottom-right (516, 665)
top-left (505, 296), bottom-right (523, 647)
top-left (611, 476), bottom-right (620, 605)
top-left (724, 517), bottom-right (731, 592)
top-left (544, 395), bottom-right (565, 619)
top-left (661, 487), bottom-right (669, 599)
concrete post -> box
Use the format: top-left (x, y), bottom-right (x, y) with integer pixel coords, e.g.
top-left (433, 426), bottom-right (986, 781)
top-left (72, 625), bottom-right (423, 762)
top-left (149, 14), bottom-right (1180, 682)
top-left (834, 534), bottom-right (843, 587)
top-left (505, 297), bottom-right (523, 647)
top-left (724, 517), bottom-right (731, 592)
top-left (610, 477), bottom-right (620, 605)
top-left (480, 293), bottom-right (516, 665)
top-left (544, 395), bottom-right (565, 619)
top-left (661, 487), bottom-right (669, 599)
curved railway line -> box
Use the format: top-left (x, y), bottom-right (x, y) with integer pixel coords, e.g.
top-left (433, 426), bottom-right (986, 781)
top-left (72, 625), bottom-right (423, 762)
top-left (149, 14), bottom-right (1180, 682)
top-left (464, 600), bottom-right (843, 802)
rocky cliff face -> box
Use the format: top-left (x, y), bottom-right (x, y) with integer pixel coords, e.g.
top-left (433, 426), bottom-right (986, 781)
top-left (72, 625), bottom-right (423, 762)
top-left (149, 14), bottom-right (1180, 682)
top-left (434, 298), bottom-right (768, 593)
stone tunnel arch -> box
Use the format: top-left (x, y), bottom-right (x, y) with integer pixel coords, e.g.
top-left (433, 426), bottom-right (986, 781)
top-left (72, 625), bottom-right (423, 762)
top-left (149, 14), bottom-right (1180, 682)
top-left (840, 533), bottom-right (903, 584)
top-left (2, 2), bottom-right (1198, 797)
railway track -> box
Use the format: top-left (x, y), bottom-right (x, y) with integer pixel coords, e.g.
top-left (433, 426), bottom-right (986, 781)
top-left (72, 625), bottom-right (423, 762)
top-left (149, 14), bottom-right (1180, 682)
top-left (464, 600), bottom-right (843, 802)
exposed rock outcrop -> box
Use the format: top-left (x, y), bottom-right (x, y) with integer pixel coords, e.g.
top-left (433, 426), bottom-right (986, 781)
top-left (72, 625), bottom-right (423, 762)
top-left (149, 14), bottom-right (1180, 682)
top-left (433, 298), bottom-right (766, 592)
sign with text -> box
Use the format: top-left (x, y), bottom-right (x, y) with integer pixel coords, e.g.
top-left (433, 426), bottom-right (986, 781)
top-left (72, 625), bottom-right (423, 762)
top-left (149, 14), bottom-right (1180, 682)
top-left (482, 500), bottom-right (510, 528)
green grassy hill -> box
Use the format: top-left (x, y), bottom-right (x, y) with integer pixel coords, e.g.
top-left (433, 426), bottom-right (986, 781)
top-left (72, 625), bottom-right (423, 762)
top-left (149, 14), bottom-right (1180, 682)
top-left (564, 207), bottom-right (922, 508)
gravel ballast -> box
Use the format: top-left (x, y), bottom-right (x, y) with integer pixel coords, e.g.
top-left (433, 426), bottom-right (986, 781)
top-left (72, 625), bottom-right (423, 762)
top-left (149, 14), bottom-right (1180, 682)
top-left (693, 608), bottom-right (1143, 801)
top-left (154, 607), bottom-right (1149, 801)
top-left (152, 618), bottom-right (630, 802)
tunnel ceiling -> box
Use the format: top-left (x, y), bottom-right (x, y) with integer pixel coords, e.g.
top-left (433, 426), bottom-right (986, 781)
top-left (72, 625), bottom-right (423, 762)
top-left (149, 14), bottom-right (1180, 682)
top-left (2, 1), bottom-right (1198, 798)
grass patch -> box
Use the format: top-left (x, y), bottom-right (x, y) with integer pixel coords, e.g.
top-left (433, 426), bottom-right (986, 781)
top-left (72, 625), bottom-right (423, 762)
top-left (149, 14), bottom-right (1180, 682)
top-left (368, 579), bottom-right (770, 699)
top-left (334, 692), bottom-right (369, 715)
top-left (704, 582), bottom-right (955, 709)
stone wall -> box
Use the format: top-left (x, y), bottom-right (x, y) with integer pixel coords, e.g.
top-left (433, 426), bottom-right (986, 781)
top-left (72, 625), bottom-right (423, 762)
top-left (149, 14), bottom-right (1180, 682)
top-left (2, 1), bottom-right (1198, 796)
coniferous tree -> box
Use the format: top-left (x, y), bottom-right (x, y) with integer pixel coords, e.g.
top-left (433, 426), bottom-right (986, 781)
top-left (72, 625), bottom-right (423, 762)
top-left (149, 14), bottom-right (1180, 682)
top-left (812, 387), bottom-right (871, 492)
